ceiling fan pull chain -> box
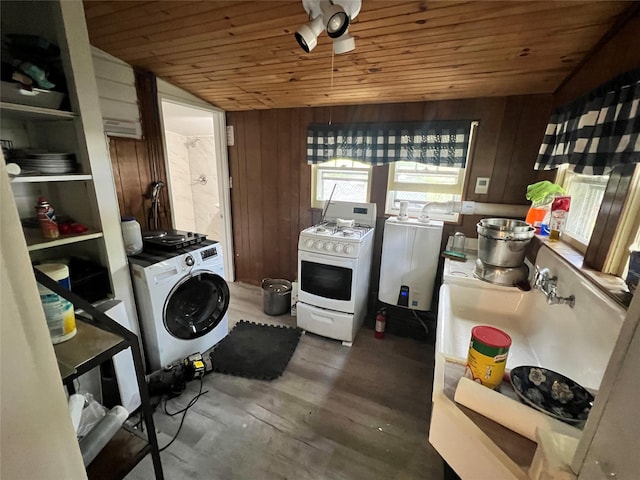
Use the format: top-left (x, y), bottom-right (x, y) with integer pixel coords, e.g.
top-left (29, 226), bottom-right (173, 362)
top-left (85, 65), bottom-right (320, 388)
top-left (329, 47), bottom-right (335, 125)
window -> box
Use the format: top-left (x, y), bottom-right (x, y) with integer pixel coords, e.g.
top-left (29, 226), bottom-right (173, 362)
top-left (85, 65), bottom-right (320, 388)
top-left (311, 159), bottom-right (372, 208)
top-left (601, 164), bottom-right (640, 277)
top-left (560, 170), bottom-right (609, 252)
top-left (308, 120), bottom-right (475, 218)
top-left (533, 69), bottom-right (639, 304)
top-left (385, 162), bottom-right (466, 222)
top-left (556, 163), bottom-right (640, 300)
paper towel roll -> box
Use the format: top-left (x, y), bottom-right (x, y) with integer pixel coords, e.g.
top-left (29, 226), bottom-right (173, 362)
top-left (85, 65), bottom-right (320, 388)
top-left (79, 405), bottom-right (128, 466)
top-left (6, 163), bottom-right (21, 176)
top-left (454, 376), bottom-right (580, 442)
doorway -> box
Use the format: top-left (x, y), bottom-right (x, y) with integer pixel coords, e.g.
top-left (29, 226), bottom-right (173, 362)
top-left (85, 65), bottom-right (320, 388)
top-left (159, 99), bottom-right (235, 281)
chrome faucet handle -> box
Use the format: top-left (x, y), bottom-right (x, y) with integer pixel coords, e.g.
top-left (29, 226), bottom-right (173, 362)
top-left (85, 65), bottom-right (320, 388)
top-left (534, 265), bottom-right (542, 283)
top-left (534, 266), bottom-right (550, 287)
top-left (546, 274), bottom-right (558, 288)
top-left (548, 292), bottom-right (576, 308)
top-left (564, 295), bottom-right (576, 308)
top-left (534, 266), bottom-right (575, 308)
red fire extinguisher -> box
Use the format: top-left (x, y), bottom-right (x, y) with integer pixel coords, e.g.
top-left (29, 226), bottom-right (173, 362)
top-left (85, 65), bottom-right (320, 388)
top-left (374, 308), bottom-right (387, 339)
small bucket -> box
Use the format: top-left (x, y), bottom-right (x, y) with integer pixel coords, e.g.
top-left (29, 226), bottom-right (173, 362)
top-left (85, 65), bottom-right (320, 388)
top-left (261, 278), bottom-right (292, 316)
top-left (35, 263), bottom-right (77, 344)
top-left (464, 325), bottom-right (511, 389)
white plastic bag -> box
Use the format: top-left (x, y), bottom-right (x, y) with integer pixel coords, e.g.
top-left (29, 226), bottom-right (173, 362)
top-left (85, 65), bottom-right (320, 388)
top-left (76, 393), bottom-right (107, 439)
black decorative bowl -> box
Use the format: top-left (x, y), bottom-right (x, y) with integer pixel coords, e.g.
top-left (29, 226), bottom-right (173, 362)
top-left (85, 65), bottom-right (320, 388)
top-left (509, 366), bottom-right (595, 425)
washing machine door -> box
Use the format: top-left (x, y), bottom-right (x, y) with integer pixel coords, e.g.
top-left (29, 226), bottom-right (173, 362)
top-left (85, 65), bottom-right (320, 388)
top-left (164, 271), bottom-right (230, 339)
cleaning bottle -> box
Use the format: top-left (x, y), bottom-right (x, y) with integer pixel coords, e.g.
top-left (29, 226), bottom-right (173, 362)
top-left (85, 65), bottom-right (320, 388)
top-left (35, 196), bottom-right (59, 239)
top-left (549, 196), bottom-right (571, 241)
top-left (525, 181), bottom-right (565, 235)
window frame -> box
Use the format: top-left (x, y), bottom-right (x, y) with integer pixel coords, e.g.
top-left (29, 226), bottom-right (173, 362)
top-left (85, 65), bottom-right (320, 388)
top-left (383, 121), bottom-right (477, 222)
top-left (557, 163), bottom-right (640, 277)
top-left (558, 169), bottom-right (610, 254)
top-left (385, 162), bottom-right (466, 222)
top-left (308, 120), bottom-right (476, 224)
top-left (310, 159), bottom-right (373, 209)
top-left (599, 164), bottom-right (640, 277)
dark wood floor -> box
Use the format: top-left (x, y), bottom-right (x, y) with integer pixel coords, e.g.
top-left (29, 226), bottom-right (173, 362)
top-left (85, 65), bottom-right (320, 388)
top-left (126, 282), bottom-right (443, 479)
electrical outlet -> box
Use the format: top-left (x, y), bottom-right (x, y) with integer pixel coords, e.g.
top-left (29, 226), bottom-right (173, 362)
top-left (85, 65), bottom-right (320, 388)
top-left (475, 177), bottom-right (490, 194)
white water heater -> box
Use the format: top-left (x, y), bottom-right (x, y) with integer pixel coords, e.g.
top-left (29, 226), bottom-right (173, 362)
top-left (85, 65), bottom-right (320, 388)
top-left (378, 217), bottom-right (444, 311)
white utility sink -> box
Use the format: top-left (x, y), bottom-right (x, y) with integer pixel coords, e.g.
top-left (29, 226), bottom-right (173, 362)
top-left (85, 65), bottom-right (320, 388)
top-left (438, 278), bottom-right (621, 391)
top-left (430, 246), bottom-right (626, 479)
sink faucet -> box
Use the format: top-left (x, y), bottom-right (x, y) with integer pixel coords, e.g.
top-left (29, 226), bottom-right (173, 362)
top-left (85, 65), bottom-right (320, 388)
top-left (534, 266), bottom-right (576, 308)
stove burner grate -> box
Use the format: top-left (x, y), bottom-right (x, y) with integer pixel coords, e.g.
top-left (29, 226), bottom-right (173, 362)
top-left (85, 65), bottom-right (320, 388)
top-left (142, 229), bottom-right (206, 250)
top-left (310, 222), bottom-right (372, 238)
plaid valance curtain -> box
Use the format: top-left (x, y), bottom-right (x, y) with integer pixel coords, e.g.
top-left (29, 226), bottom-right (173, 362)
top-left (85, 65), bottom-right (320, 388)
top-left (535, 68), bottom-right (640, 175)
top-left (306, 121), bottom-right (472, 166)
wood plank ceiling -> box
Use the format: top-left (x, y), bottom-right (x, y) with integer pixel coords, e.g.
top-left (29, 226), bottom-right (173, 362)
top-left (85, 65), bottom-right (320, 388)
top-left (83, 1), bottom-right (633, 111)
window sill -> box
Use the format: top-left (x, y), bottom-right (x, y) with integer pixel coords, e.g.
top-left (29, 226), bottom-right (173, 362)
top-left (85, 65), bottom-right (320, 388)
top-left (384, 214), bottom-right (461, 224)
top-left (529, 235), bottom-right (633, 309)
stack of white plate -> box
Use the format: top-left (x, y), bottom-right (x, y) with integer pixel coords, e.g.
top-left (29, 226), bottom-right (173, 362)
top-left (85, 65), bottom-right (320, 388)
top-left (16, 153), bottom-right (78, 174)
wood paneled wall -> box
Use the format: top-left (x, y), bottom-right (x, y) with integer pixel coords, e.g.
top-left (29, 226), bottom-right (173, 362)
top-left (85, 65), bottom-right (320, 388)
top-left (108, 137), bottom-right (171, 230)
top-left (109, 70), bottom-right (172, 231)
top-left (226, 109), bottom-right (311, 286)
top-left (109, 137), bottom-right (149, 222)
top-left (227, 95), bottom-right (555, 286)
top-left (554, 8), bottom-right (640, 106)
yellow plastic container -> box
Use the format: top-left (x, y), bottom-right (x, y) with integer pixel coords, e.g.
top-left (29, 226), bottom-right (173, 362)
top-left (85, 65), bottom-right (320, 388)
top-left (35, 263), bottom-right (77, 344)
top-left (465, 325), bottom-right (511, 389)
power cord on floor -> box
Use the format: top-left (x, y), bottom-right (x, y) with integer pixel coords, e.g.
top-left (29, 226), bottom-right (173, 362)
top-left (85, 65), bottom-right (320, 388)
top-left (158, 377), bottom-right (208, 452)
top-left (127, 395), bottom-right (164, 434)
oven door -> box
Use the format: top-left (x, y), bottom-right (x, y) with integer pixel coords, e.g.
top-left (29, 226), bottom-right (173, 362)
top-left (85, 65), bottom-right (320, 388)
top-left (298, 250), bottom-right (358, 313)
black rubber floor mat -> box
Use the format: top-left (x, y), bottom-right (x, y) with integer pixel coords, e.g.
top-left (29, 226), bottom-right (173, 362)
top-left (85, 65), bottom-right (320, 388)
top-left (210, 320), bottom-right (303, 380)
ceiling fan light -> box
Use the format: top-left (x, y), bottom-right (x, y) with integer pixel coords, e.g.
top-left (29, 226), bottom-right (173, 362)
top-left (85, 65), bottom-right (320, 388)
top-left (295, 15), bottom-right (325, 52)
top-left (333, 31), bottom-right (355, 54)
top-left (321, 2), bottom-right (350, 38)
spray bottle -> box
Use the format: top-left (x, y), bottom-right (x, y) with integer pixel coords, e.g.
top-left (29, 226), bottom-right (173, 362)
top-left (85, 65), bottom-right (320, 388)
top-left (549, 196), bottom-right (571, 241)
top-left (35, 197), bottom-right (59, 239)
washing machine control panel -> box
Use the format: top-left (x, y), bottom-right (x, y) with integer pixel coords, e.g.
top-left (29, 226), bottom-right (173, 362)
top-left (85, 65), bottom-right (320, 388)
top-left (201, 246), bottom-right (218, 260)
top-left (184, 255), bottom-right (195, 267)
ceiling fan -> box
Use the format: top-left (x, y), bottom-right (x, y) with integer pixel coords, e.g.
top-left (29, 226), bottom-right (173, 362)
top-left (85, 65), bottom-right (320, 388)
top-left (294, 0), bottom-right (362, 54)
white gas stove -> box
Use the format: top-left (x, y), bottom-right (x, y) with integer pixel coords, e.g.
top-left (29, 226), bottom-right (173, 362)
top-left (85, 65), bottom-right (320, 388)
top-left (297, 201), bottom-right (377, 346)
top-left (299, 223), bottom-right (373, 257)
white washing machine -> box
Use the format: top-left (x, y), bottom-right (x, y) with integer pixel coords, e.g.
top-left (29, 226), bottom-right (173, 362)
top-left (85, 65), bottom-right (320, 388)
top-left (129, 240), bottom-right (229, 371)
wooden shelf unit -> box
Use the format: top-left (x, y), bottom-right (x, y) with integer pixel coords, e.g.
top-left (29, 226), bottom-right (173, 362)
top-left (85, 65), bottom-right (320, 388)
top-left (11, 173), bottom-right (93, 183)
top-left (4, 1), bottom-right (154, 477)
top-left (25, 228), bottom-right (103, 251)
top-left (86, 427), bottom-right (151, 480)
top-left (0, 101), bottom-right (77, 121)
